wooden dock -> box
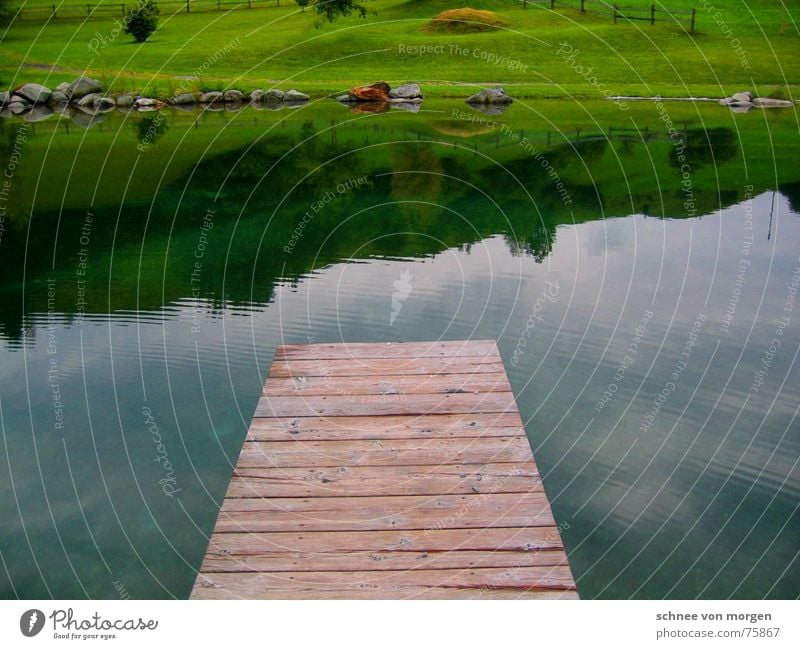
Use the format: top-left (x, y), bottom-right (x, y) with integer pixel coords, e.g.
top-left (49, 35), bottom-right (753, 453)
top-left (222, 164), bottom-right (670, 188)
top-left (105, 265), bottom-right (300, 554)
top-left (191, 340), bottom-right (577, 599)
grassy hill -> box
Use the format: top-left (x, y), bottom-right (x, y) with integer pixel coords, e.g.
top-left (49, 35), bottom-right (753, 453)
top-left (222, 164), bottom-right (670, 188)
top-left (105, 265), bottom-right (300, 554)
top-left (1, 0), bottom-right (799, 98)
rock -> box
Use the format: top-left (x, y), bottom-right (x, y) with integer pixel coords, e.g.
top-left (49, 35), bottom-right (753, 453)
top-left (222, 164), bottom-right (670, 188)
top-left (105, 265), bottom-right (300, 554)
top-left (347, 82), bottom-right (390, 102)
top-left (172, 103), bottom-right (196, 113)
top-left (284, 89), bottom-right (309, 102)
top-left (115, 94), bottom-right (135, 108)
top-left (0, 91), bottom-right (9, 107)
top-left (67, 76), bottom-right (103, 99)
top-left (95, 96), bottom-right (116, 111)
top-left (47, 91), bottom-right (69, 107)
top-left (199, 91), bottom-right (224, 104)
top-left (22, 105), bottom-right (54, 122)
top-left (223, 89), bottom-right (245, 102)
top-left (6, 101), bottom-right (29, 115)
top-left (752, 97), bottom-right (793, 108)
top-left (388, 83), bottom-right (422, 100)
top-left (389, 96), bottom-right (422, 104)
top-left (0, 108), bottom-right (13, 119)
top-left (729, 104), bottom-right (753, 113)
top-left (14, 83), bottom-right (51, 104)
top-left (719, 96), bottom-right (752, 108)
top-left (731, 91), bottom-right (753, 103)
top-left (76, 92), bottom-right (99, 107)
top-left (250, 89), bottom-right (264, 103)
top-left (336, 94), bottom-right (358, 103)
top-left (171, 92), bottom-right (197, 105)
top-left (466, 87), bottom-right (513, 105)
top-left (134, 97), bottom-right (164, 110)
top-left (262, 89), bottom-right (285, 103)
top-left (56, 82), bottom-right (70, 93)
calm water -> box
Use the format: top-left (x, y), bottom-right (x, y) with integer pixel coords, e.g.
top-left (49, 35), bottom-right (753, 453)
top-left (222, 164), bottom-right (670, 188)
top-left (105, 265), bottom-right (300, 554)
top-left (0, 100), bottom-right (798, 599)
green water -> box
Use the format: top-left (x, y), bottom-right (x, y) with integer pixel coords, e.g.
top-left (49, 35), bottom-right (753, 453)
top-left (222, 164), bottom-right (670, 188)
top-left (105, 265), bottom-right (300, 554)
top-left (0, 100), bottom-right (798, 598)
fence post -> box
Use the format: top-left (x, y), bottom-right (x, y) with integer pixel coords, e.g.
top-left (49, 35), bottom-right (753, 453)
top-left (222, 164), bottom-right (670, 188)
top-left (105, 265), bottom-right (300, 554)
top-left (550, 0), bottom-right (555, 8)
top-left (613, 3), bottom-right (618, 24)
top-left (217, 0), bottom-right (220, 9)
top-left (523, 0), bottom-right (527, 8)
top-left (121, 3), bottom-right (125, 15)
top-left (52, 3), bottom-right (56, 18)
top-left (690, 8), bottom-right (696, 33)
top-left (186, 0), bottom-right (190, 12)
top-left (650, 4), bottom-right (655, 25)
top-left (580, 0), bottom-right (585, 13)
top-left (87, 4), bottom-right (90, 15)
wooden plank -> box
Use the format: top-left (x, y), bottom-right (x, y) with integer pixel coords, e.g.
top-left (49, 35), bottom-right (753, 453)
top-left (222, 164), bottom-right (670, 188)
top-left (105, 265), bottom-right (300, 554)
top-left (192, 582), bottom-right (579, 600)
top-left (274, 340), bottom-right (498, 361)
top-left (247, 413), bottom-right (526, 441)
top-left (235, 436), bottom-right (534, 468)
top-left (193, 566), bottom-right (577, 598)
top-left (255, 391), bottom-right (517, 418)
top-left (192, 340), bottom-right (576, 599)
top-left (226, 462), bottom-right (541, 498)
top-left (263, 372), bottom-right (512, 396)
top-left (200, 548), bottom-right (569, 573)
top-left (269, 357), bottom-right (505, 378)
top-left (205, 527), bottom-right (567, 554)
top-left (213, 493), bottom-right (556, 532)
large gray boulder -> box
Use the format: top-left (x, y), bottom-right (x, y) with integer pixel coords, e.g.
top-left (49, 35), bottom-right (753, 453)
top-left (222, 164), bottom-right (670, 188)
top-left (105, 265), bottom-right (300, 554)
top-left (47, 90), bottom-right (69, 106)
top-left (262, 89), bottom-right (285, 103)
top-left (67, 76), bottom-right (103, 99)
top-left (389, 83), bottom-right (422, 100)
top-left (172, 93), bottom-right (197, 105)
top-left (284, 89), bottom-right (309, 102)
top-left (731, 91), bottom-right (753, 103)
top-left (15, 83), bottom-right (51, 104)
top-left (81, 94), bottom-right (116, 111)
top-left (250, 89), bottom-right (264, 103)
top-left (0, 91), bottom-right (9, 107)
top-left (56, 82), bottom-right (70, 93)
top-left (466, 87), bottom-right (513, 105)
top-left (199, 91), bottom-right (224, 104)
top-left (752, 97), bottom-right (793, 108)
top-left (223, 89), bottom-right (245, 102)
top-left (115, 94), bottom-right (135, 108)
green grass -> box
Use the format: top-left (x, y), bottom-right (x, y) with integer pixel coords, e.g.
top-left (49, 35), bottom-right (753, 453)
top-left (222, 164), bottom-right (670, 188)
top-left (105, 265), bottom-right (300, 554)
top-left (1, 0), bottom-right (799, 99)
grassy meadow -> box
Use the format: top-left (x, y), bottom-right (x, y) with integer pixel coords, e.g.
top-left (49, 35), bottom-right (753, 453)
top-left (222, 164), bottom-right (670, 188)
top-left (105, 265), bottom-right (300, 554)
top-left (1, 0), bottom-right (798, 99)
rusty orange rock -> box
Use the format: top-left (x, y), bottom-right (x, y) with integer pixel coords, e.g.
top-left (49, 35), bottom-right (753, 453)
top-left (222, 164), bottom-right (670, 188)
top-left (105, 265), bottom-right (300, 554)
top-left (347, 82), bottom-right (391, 102)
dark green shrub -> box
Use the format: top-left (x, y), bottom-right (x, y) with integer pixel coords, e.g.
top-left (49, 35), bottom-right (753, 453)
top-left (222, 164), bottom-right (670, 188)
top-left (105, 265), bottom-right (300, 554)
top-left (124, 1), bottom-right (160, 43)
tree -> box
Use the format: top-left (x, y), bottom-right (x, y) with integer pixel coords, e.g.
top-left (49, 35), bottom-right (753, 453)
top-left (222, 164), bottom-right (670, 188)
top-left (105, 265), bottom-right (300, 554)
top-left (124, 0), bottom-right (160, 43)
top-left (310, 0), bottom-right (367, 23)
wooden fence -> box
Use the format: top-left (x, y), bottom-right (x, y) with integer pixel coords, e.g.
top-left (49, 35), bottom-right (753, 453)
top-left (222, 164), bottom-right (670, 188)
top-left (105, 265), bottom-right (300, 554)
top-left (9, 0), bottom-right (285, 22)
top-left (521, 0), bottom-right (697, 33)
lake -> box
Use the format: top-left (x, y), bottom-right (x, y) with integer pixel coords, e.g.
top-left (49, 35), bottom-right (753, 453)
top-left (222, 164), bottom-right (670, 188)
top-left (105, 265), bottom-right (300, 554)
top-left (0, 98), bottom-right (798, 598)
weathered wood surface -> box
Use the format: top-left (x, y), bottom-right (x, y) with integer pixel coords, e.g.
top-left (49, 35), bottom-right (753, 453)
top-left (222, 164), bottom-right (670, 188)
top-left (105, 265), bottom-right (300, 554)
top-left (192, 340), bottom-right (577, 599)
